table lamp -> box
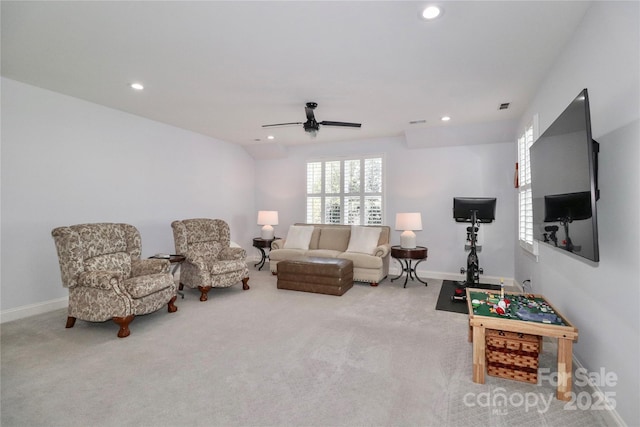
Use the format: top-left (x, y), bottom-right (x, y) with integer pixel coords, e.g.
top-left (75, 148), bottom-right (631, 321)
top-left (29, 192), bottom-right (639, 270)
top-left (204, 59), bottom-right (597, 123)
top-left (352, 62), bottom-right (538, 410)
top-left (395, 212), bottom-right (422, 249)
top-left (257, 211), bottom-right (278, 240)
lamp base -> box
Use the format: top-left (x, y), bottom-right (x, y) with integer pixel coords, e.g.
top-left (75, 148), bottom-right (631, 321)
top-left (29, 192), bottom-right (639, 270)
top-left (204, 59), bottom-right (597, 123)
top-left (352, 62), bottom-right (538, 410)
top-left (261, 225), bottom-right (275, 240)
top-left (400, 231), bottom-right (417, 249)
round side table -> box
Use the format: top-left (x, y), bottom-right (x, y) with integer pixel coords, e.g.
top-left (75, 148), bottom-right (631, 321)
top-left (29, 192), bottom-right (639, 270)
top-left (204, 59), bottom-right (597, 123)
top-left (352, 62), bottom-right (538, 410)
top-left (149, 254), bottom-right (186, 298)
top-left (390, 245), bottom-right (428, 288)
top-left (252, 237), bottom-right (276, 270)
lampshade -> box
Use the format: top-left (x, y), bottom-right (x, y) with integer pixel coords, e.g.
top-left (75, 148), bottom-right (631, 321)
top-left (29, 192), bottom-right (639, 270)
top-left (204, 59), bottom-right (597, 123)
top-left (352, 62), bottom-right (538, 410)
top-left (395, 213), bottom-right (422, 231)
top-left (257, 211), bottom-right (279, 226)
top-left (395, 212), bottom-right (422, 249)
top-left (257, 211), bottom-right (278, 240)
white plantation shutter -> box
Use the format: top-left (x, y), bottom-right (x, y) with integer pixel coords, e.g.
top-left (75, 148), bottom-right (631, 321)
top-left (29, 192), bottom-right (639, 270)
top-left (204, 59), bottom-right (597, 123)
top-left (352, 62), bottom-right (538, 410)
top-left (518, 123), bottom-right (536, 253)
top-left (306, 162), bottom-right (322, 223)
top-left (519, 188), bottom-right (532, 243)
top-left (306, 156), bottom-right (384, 225)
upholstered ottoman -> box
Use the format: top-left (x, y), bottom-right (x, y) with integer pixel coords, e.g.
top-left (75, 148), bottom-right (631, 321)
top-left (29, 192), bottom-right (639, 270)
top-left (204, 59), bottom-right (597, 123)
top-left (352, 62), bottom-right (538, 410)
top-left (277, 257), bottom-right (354, 296)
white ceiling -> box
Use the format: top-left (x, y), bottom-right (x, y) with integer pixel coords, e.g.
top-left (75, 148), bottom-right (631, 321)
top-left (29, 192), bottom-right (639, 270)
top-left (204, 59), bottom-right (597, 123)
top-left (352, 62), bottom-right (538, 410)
top-left (1, 1), bottom-right (591, 150)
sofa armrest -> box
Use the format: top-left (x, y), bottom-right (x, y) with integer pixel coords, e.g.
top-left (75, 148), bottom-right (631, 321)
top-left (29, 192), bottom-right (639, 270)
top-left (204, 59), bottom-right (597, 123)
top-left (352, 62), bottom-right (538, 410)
top-left (219, 247), bottom-right (246, 260)
top-left (272, 239), bottom-right (285, 250)
top-left (77, 271), bottom-right (124, 290)
top-left (373, 244), bottom-right (391, 258)
top-left (131, 259), bottom-right (170, 276)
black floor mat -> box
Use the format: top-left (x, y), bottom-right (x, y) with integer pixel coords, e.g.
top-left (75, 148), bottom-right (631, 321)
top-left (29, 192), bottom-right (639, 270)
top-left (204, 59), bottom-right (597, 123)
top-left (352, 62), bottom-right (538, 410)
top-left (435, 280), bottom-right (501, 314)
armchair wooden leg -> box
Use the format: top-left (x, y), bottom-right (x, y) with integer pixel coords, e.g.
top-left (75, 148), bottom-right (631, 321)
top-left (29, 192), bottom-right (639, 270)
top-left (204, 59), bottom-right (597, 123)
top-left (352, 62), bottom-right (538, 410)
top-left (198, 286), bottom-right (211, 302)
top-left (242, 277), bottom-right (250, 290)
top-left (167, 295), bottom-right (178, 313)
top-left (113, 315), bottom-right (135, 338)
top-left (65, 316), bottom-right (76, 328)
top-left (370, 282), bottom-right (379, 287)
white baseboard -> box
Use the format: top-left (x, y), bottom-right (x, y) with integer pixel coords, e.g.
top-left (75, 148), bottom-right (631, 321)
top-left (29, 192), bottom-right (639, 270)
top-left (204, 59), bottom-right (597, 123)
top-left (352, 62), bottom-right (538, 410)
top-left (0, 296), bottom-right (68, 324)
top-left (0, 269), bottom-right (520, 323)
top-left (388, 264), bottom-right (516, 287)
top-left (571, 354), bottom-right (626, 426)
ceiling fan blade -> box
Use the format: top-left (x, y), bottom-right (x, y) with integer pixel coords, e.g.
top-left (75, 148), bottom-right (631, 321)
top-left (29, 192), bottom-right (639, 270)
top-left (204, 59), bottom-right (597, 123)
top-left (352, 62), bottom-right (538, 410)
top-left (262, 122), bottom-right (303, 128)
top-left (319, 121), bottom-right (362, 128)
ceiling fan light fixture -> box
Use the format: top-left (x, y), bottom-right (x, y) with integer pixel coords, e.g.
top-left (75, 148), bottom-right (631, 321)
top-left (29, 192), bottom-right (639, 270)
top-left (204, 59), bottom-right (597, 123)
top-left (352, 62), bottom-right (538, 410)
top-left (421, 5), bottom-right (441, 20)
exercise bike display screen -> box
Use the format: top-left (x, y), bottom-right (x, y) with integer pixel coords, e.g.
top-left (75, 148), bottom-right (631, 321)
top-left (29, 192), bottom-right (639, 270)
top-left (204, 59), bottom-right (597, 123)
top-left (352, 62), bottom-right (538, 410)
top-left (451, 197), bottom-right (497, 296)
top-left (453, 197), bottom-right (497, 223)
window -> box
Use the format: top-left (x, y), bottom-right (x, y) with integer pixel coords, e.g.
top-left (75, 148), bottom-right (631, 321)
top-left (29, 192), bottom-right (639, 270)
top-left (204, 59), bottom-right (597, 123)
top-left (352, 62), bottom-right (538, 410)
top-left (306, 156), bottom-right (384, 225)
top-left (518, 117), bottom-right (538, 255)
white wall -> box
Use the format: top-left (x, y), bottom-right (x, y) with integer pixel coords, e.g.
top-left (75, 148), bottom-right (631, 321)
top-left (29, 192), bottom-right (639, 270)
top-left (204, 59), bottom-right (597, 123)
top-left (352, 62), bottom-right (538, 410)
top-left (1, 77), bottom-right (256, 312)
top-left (254, 136), bottom-right (516, 281)
top-left (514, 2), bottom-right (639, 424)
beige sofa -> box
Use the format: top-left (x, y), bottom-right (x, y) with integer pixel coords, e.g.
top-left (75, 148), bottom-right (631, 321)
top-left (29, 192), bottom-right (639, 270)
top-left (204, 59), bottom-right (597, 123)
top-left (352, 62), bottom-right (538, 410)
top-left (269, 223), bottom-right (391, 286)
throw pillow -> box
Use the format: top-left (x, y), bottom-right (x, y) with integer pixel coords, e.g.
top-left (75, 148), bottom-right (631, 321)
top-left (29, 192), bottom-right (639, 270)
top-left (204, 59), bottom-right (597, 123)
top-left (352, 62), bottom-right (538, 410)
top-left (283, 225), bottom-right (315, 250)
top-left (346, 226), bottom-right (382, 255)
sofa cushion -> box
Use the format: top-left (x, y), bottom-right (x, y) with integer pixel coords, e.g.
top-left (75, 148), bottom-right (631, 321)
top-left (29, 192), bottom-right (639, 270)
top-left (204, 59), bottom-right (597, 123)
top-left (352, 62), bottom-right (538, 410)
top-left (84, 252), bottom-right (132, 277)
top-left (338, 251), bottom-right (384, 269)
top-left (269, 248), bottom-right (307, 262)
top-left (191, 241), bottom-right (222, 261)
top-left (209, 259), bottom-right (247, 275)
top-left (346, 226), bottom-right (382, 255)
top-left (307, 249), bottom-right (342, 258)
top-left (123, 273), bottom-right (173, 299)
top-left (308, 227), bottom-right (321, 250)
top-left (76, 223), bottom-right (128, 259)
top-left (283, 225), bottom-right (314, 250)
top-left (317, 227), bottom-right (351, 252)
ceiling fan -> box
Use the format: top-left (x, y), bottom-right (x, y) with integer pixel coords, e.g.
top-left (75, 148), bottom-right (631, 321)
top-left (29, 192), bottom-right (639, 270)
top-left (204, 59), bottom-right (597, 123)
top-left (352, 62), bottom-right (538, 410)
top-left (262, 102), bottom-right (361, 136)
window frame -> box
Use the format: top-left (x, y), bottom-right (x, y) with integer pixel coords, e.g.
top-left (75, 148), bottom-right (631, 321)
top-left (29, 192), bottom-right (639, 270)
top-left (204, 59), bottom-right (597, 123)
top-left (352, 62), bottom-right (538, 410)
top-left (306, 154), bottom-right (385, 225)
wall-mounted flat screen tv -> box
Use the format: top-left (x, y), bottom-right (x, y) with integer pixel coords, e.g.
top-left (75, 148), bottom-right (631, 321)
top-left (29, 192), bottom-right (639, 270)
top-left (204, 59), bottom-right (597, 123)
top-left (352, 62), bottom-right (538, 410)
top-left (530, 88), bottom-right (600, 262)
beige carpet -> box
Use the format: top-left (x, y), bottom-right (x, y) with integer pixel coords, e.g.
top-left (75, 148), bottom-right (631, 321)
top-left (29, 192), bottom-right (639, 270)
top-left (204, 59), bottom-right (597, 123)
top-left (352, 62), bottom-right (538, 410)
top-left (1, 268), bottom-right (618, 426)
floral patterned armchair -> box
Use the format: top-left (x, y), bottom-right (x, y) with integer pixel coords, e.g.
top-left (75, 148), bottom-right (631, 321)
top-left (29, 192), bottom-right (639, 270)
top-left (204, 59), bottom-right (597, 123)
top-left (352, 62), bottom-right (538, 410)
top-left (51, 223), bottom-right (178, 338)
top-left (171, 218), bottom-right (249, 301)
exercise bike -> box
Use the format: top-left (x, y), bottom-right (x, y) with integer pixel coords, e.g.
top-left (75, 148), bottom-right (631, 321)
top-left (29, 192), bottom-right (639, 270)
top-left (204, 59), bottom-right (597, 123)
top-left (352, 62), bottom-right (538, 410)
top-left (451, 197), bottom-right (496, 303)
top-left (543, 225), bottom-right (559, 247)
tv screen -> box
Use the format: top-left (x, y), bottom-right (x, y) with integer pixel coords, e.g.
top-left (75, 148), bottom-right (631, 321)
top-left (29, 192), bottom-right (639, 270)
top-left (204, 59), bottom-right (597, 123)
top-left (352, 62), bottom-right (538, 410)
top-left (530, 88), bottom-right (600, 262)
top-left (453, 197), bottom-right (497, 223)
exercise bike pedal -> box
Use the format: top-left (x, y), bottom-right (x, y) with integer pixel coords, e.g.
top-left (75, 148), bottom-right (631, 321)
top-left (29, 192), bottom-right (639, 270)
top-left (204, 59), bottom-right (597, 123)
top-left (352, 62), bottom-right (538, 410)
top-left (451, 292), bottom-right (467, 303)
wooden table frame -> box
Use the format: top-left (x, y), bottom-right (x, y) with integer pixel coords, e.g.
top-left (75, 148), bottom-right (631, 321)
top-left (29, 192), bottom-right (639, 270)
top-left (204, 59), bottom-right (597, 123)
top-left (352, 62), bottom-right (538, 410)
top-left (466, 288), bottom-right (579, 401)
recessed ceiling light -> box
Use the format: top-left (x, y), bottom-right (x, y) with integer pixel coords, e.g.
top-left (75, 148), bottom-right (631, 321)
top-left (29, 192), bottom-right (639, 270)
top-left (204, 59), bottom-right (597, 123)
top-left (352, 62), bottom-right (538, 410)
top-left (441, 116), bottom-right (451, 122)
top-left (421, 5), bottom-right (441, 20)
top-left (130, 83), bottom-right (144, 90)
top-left (267, 135), bottom-right (275, 140)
